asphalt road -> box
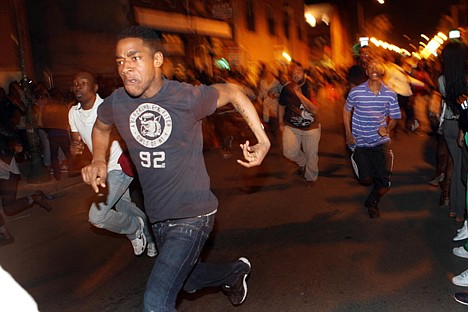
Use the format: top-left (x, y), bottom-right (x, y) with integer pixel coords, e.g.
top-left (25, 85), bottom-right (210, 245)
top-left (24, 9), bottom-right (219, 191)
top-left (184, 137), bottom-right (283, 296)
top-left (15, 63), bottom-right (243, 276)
top-left (1, 96), bottom-right (467, 311)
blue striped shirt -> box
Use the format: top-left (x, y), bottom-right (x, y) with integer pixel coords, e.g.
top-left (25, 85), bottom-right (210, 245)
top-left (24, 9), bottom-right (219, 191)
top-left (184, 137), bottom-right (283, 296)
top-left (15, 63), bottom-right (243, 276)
top-left (345, 81), bottom-right (401, 147)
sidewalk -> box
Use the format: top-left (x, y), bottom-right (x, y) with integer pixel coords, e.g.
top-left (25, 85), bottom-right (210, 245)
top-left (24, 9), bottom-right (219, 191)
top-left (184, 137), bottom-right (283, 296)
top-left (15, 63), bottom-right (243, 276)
top-left (16, 162), bottom-right (83, 199)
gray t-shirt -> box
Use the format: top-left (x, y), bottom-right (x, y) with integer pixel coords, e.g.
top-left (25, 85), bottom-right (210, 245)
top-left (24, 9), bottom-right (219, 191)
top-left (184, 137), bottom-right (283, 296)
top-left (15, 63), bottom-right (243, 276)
top-left (98, 79), bottom-right (219, 222)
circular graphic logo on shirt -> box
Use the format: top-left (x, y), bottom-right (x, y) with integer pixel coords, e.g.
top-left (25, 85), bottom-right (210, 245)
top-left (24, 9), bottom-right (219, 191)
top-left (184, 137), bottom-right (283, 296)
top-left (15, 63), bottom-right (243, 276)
top-left (129, 103), bottom-right (172, 148)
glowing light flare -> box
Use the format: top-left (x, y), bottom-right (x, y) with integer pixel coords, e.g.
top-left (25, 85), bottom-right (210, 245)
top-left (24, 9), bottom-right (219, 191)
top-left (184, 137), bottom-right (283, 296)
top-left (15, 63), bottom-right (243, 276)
top-left (377, 0), bottom-right (385, 4)
top-left (426, 40), bottom-right (441, 51)
top-left (370, 37), bottom-right (380, 46)
top-left (437, 32), bottom-right (448, 40)
top-left (412, 52), bottom-right (422, 60)
top-left (401, 49), bottom-right (411, 56)
top-left (420, 34), bottom-right (429, 41)
top-left (368, 37), bottom-right (410, 56)
top-left (282, 51), bottom-right (292, 62)
top-left (420, 39), bottom-right (441, 59)
top-left (419, 41), bottom-right (427, 47)
top-left (322, 14), bottom-right (330, 25)
top-left (305, 13), bottom-right (316, 27)
top-left (433, 36), bottom-right (444, 45)
top-left (215, 58), bottom-right (230, 70)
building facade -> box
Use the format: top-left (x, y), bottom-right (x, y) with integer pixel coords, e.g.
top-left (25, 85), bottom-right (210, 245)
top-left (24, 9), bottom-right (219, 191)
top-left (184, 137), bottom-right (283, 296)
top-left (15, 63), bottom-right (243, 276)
top-left (18, 0), bottom-right (313, 91)
top-left (1, 0), bottom-right (34, 90)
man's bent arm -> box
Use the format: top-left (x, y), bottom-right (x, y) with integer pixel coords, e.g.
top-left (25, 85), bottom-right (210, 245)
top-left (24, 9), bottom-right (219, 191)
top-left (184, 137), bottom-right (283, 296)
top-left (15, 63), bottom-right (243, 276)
top-left (213, 83), bottom-right (270, 167)
top-left (81, 118), bottom-right (113, 192)
top-left (386, 118), bottom-right (397, 132)
top-left (343, 107), bottom-right (354, 143)
top-left (91, 119), bottom-right (112, 163)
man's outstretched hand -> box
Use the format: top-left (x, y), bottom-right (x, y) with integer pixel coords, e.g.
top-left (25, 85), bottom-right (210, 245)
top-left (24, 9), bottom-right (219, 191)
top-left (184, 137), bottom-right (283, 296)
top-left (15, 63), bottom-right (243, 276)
top-left (237, 140), bottom-right (270, 168)
top-left (81, 160), bottom-right (108, 193)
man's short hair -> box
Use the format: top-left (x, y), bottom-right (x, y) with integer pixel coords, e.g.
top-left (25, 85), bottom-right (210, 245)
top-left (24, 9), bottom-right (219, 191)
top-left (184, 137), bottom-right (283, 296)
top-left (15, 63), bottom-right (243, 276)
top-left (75, 70), bottom-right (97, 85)
top-left (117, 26), bottom-right (163, 54)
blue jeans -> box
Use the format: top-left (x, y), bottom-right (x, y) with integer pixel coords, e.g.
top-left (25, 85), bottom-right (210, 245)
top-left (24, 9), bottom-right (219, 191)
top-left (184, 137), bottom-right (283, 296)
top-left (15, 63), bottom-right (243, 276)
top-left (143, 214), bottom-right (245, 312)
top-left (88, 170), bottom-right (152, 241)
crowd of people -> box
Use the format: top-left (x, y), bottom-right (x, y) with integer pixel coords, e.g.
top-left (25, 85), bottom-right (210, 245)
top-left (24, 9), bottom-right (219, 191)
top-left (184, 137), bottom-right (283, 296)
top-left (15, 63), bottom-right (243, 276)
top-left (0, 25), bottom-right (466, 309)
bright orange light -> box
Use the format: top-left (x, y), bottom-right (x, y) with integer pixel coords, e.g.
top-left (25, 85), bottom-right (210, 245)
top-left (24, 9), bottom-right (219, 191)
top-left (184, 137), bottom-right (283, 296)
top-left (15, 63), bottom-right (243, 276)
top-left (282, 51), bottom-right (292, 62)
top-left (437, 32), bottom-right (448, 40)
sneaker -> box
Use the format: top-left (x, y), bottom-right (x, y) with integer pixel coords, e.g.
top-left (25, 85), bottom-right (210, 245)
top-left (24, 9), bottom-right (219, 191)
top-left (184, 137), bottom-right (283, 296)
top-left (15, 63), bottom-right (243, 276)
top-left (453, 269), bottom-right (468, 287)
top-left (454, 221), bottom-right (468, 241)
top-left (428, 173), bottom-right (444, 186)
top-left (453, 246), bottom-right (468, 259)
top-left (222, 257), bottom-right (251, 306)
top-left (454, 292), bottom-right (468, 305)
top-left (147, 242), bottom-right (157, 257)
top-left (411, 120), bottom-right (419, 132)
top-left (131, 217), bottom-right (146, 256)
top-left (32, 190), bottom-right (52, 212)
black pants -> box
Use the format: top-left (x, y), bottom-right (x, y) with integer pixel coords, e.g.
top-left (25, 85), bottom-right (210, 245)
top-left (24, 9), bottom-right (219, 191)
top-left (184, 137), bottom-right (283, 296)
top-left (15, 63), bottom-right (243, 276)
top-left (47, 128), bottom-right (72, 180)
top-left (351, 143), bottom-right (393, 207)
top-left (398, 94), bottom-right (414, 131)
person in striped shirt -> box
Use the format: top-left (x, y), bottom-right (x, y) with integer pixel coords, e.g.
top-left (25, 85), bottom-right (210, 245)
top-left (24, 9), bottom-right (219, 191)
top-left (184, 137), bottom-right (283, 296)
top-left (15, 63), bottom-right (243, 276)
top-left (343, 62), bottom-right (401, 218)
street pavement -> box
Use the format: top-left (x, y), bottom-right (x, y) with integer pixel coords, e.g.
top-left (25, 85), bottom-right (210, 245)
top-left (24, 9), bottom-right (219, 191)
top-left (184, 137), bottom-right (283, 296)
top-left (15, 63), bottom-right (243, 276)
top-left (1, 99), bottom-right (468, 311)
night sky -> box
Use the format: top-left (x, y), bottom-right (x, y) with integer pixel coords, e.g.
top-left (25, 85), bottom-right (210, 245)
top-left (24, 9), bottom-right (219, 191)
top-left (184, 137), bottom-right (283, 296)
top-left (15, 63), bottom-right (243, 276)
top-left (306, 0), bottom-right (459, 47)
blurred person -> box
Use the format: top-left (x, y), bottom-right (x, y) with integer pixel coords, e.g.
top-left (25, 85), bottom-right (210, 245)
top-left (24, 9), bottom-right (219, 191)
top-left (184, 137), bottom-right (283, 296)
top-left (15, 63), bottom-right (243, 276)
top-left (346, 45), bottom-right (373, 97)
top-left (80, 26), bottom-right (270, 311)
top-left (34, 86), bottom-right (52, 170)
top-left (451, 96), bottom-right (468, 287)
top-left (435, 42), bottom-right (467, 224)
top-left (213, 70), bottom-right (257, 159)
top-left (69, 70), bottom-right (156, 257)
top-left (41, 89), bottom-right (73, 180)
top-left (278, 60), bottom-right (320, 187)
top-left (0, 102), bottom-right (51, 244)
top-left (440, 42), bottom-right (468, 268)
top-left (258, 63), bottom-right (281, 142)
top-left (7, 81), bottom-right (29, 155)
top-left (383, 55), bottom-right (425, 133)
top-left (344, 62), bottom-right (401, 218)
top-left (411, 59), bottom-right (436, 134)
top-left (425, 59), bottom-right (451, 203)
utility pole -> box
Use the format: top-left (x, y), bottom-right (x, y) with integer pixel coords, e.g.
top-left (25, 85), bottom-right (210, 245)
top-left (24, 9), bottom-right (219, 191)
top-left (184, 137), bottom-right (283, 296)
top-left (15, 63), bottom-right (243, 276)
top-left (11, 0), bottom-right (50, 183)
top-left (357, 0), bottom-right (365, 36)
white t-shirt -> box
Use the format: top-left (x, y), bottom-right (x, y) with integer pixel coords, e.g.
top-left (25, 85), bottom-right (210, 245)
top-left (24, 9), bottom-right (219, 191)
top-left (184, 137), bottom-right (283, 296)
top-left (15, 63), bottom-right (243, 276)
top-left (68, 95), bottom-right (123, 172)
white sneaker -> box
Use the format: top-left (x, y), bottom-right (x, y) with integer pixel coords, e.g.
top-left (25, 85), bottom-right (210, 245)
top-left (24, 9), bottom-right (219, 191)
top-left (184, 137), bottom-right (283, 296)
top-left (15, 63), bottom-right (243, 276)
top-left (453, 246), bottom-right (468, 259)
top-left (131, 217), bottom-right (146, 256)
top-left (147, 242), bottom-right (157, 257)
top-left (453, 269), bottom-right (468, 287)
top-left (411, 120), bottom-right (419, 132)
top-left (454, 221), bottom-right (468, 241)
